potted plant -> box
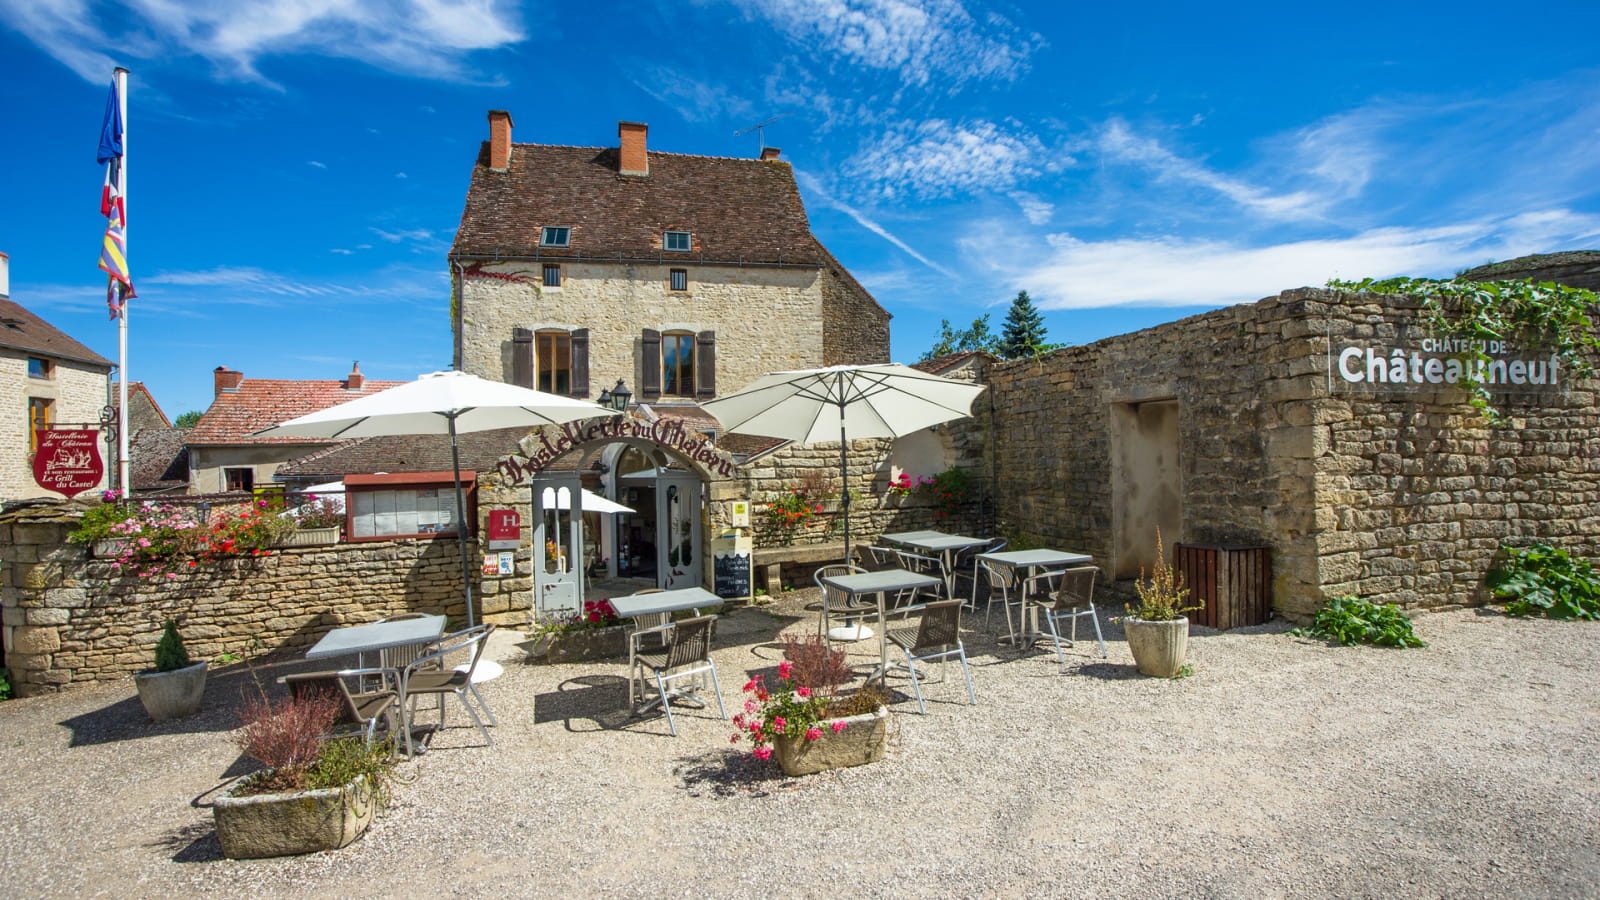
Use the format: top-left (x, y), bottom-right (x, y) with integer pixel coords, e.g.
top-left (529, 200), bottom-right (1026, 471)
top-left (133, 620), bottom-right (209, 721)
top-left (1120, 529), bottom-right (1200, 677)
top-left (67, 490), bottom-right (137, 557)
top-left (732, 636), bottom-right (892, 776)
top-left (520, 599), bottom-right (631, 663)
top-left (278, 496), bottom-right (344, 546)
top-left (212, 688), bottom-right (396, 859)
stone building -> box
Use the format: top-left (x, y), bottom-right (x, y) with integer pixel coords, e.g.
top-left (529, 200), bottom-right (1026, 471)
top-left (0, 252), bottom-right (114, 503)
top-left (986, 285), bottom-right (1600, 619)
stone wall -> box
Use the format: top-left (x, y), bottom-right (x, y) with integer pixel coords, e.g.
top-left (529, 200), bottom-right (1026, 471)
top-left (0, 502), bottom-right (490, 696)
top-left (819, 263), bottom-right (891, 366)
top-left (988, 287), bottom-right (1600, 618)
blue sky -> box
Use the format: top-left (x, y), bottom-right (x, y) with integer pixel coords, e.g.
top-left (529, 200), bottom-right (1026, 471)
top-left (3, 1), bottom-right (1598, 419)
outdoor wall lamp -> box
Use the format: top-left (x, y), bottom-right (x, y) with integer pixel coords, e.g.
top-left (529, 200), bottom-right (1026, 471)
top-left (197, 501), bottom-right (211, 523)
top-left (608, 379), bottom-right (632, 412)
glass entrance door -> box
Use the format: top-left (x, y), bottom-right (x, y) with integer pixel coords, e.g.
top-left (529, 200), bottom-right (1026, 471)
top-left (656, 472), bottom-right (702, 590)
top-left (532, 475), bottom-right (584, 618)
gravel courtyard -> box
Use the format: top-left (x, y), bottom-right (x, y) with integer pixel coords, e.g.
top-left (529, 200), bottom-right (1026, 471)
top-left (2, 595), bottom-right (1596, 900)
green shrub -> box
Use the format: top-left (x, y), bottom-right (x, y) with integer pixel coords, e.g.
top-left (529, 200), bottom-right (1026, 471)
top-left (1292, 596), bottom-right (1426, 648)
top-left (0, 667), bottom-right (11, 701)
top-left (67, 498), bottom-right (136, 544)
top-left (154, 620), bottom-right (191, 672)
top-left (1487, 543), bottom-right (1600, 620)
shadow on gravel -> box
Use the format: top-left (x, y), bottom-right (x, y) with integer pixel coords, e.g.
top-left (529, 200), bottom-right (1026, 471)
top-left (152, 821), bottom-right (223, 864)
top-left (56, 659), bottom-right (324, 747)
top-left (533, 674), bottom-right (638, 732)
top-left (1068, 661), bottom-right (1141, 680)
top-left (675, 748), bottom-right (802, 798)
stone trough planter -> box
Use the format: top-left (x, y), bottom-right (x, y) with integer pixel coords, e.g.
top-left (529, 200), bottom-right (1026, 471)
top-left (520, 624), bottom-right (630, 663)
top-left (772, 705), bottom-right (889, 776)
top-left (213, 774), bottom-right (375, 859)
top-left (133, 660), bottom-right (208, 721)
top-left (275, 526), bottom-right (341, 547)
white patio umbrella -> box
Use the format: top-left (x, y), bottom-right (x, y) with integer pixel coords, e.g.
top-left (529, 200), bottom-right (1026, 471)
top-left (701, 363), bottom-right (986, 560)
top-left (253, 370), bottom-right (618, 626)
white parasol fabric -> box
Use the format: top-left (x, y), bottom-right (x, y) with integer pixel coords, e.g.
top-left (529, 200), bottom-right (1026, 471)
top-left (253, 370), bottom-right (618, 625)
top-left (701, 363), bottom-right (985, 558)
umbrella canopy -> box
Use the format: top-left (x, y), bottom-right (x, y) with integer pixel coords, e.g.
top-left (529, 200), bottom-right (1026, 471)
top-left (254, 370), bottom-right (618, 625)
top-left (557, 488), bottom-right (634, 515)
top-left (701, 363), bottom-right (985, 559)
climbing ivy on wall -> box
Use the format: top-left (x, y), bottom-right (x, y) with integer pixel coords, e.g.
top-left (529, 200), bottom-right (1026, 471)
top-left (1327, 276), bottom-right (1600, 424)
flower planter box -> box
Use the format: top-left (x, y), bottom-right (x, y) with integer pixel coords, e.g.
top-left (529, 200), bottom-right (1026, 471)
top-left (92, 537), bottom-right (131, 558)
top-left (1124, 616), bottom-right (1190, 677)
top-left (520, 624), bottom-right (630, 663)
top-left (772, 705), bottom-right (889, 776)
top-left (276, 526), bottom-right (341, 547)
top-left (213, 774), bottom-right (375, 859)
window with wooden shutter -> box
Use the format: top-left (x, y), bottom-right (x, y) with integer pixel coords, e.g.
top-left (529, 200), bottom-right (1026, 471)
top-left (511, 328), bottom-right (534, 389)
top-left (570, 328), bottom-right (590, 397)
top-left (536, 330), bottom-right (572, 395)
top-left (696, 331), bottom-right (716, 399)
top-left (641, 329), bottom-right (662, 400)
top-left (663, 332), bottom-right (696, 397)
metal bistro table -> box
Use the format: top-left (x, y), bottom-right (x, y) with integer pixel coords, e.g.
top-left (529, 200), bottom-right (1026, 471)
top-left (304, 614), bottom-right (447, 755)
top-left (881, 530), bottom-right (990, 600)
top-left (611, 587), bottom-right (722, 711)
top-left (974, 549), bottom-right (1092, 645)
top-left (819, 568), bottom-right (942, 684)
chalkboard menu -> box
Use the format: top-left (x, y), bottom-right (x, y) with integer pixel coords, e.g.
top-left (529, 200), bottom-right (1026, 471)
top-left (714, 550), bottom-right (752, 600)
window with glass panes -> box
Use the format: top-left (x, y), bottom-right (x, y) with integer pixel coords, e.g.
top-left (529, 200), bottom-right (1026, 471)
top-left (669, 268), bottom-right (688, 291)
top-left (27, 397), bottom-right (52, 451)
top-left (537, 330), bottom-right (572, 394)
top-left (542, 264), bottom-right (561, 287)
top-left (662, 332), bottom-right (696, 396)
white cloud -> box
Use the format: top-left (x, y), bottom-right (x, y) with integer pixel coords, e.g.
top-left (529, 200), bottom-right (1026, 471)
top-left (395, 172), bottom-right (408, 179)
top-left (1098, 118), bottom-right (1325, 221)
top-left (331, 248), bottom-right (354, 255)
top-left (370, 227), bottom-right (433, 244)
top-left (796, 169), bottom-right (957, 278)
top-left (846, 118), bottom-right (1053, 199)
top-left (625, 63), bottom-right (756, 125)
top-left (723, 0), bottom-right (1043, 89)
top-left (0, 0), bottom-right (525, 84)
top-left (1007, 191), bottom-right (1053, 225)
top-left (307, 160), bottom-right (326, 169)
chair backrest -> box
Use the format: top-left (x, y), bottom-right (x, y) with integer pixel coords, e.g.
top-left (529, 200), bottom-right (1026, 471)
top-left (815, 564), bottom-right (866, 610)
top-left (859, 546), bottom-right (899, 571)
top-left (407, 623), bottom-right (493, 680)
top-left (630, 588), bottom-right (670, 630)
top-left (1052, 566), bottom-right (1099, 610)
top-left (912, 600), bottom-right (964, 650)
top-left (283, 671), bottom-right (363, 726)
top-left (978, 557), bottom-right (1017, 589)
top-left (662, 615), bottom-right (716, 670)
top-left (895, 549), bottom-right (945, 579)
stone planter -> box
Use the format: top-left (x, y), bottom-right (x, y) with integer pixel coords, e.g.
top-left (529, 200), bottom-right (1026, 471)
top-left (133, 660), bottom-right (208, 720)
top-left (276, 526), bottom-right (341, 547)
top-left (772, 705), bottom-right (889, 776)
top-left (1123, 616), bottom-right (1189, 677)
top-left (92, 537), bottom-right (131, 558)
top-left (213, 774), bottom-right (375, 859)
top-left (520, 624), bottom-right (630, 663)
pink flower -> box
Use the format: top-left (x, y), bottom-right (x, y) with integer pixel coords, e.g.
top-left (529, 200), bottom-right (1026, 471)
top-left (796, 686), bottom-right (811, 698)
top-left (772, 716), bottom-right (786, 730)
top-left (831, 721), bottom-right (847, 734)
top-left (777, 660), bottom-right (793, 678)
top-left (752, 746), bottom-right (772, 760)
top-left (804, 727), bottom-right (823, 741)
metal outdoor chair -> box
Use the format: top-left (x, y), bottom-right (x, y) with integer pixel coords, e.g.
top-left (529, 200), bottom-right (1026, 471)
top-left (625, 589), bottom-right (670, 703)
top-left (886, 599), bottom-right (977, 714)
top-left (281, 668), bottom-right (399, 749)
top-left (1024, 566), bottom-right (1106, 662)
top-left (400, 624), bottom-right (498, 753)
top-left (630, 615), bottom-right (727, 736)
top-left (816, 564), bottom-right (876, 644)
top-left (893, 549), bottom-right (947, 614)
top-left (954, 538), bottom-right (1007, 608)
top-left (858, 545), bottom-right (902, 572)
top-left (376, 612), bottom-right (443, 676)
top-left (977, 556), bottom-right (1021, 636)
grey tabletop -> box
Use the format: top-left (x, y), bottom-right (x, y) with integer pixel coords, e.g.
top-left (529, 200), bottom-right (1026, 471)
top-left (978, 549), bottom-right (1093, 568)
top-left (610, 587), bottom-right (722, 619)
top-left (882, 531), bottom-right (988, 553)
top-left (820, 567), bottom-right (941, 595)
top-left (304, 614), bottom-right (447, 660)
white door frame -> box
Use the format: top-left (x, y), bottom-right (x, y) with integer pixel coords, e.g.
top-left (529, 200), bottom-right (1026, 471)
top-left (531, 474), bottom-right (585, 619)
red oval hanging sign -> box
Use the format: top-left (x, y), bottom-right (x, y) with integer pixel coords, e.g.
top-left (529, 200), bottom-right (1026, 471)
top-left (33, 429), bottom-right (104, 498)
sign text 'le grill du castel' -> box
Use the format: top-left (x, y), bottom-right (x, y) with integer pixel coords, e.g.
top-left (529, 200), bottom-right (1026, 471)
top-left (33, 429), bottom-right (104, 498)
top-left (1332, 335), bottom-right (1563, 393)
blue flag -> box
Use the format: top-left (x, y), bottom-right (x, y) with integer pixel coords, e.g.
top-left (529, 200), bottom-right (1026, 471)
top-left (97, 80), bottom-right (122, 166)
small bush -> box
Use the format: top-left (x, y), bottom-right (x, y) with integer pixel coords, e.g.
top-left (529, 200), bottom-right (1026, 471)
top-left (782, 634), bottom-right (852, 696)
top-left (235, 689), bottom-right (340, 783)
top-left (823, 683), bottom-right (891, 718)
top-left (154, 620), bottom-right (191, 672)
top-left (1487, 542), bottom-right (1600, 621)
top-left (1292, 596), bottom-right (1426, 648)
top-left (0, 667), bottom-right (11, 701)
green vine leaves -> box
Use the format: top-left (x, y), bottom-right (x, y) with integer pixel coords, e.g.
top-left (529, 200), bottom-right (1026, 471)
top-left (1326, 276), bottom-right (1600, 425)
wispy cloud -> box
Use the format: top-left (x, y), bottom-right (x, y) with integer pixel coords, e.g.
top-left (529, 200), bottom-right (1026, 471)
top-left (307, 160), bottom-right (327, 169)
top-left (625, 63), bottom-right (756, 125)
top-left (797, 169), bottom-right (957, 278)
top-left (723, 0), bottom-right (1043, 90)
top-left (1007, 191), bottom-right (1053, 225)
top-left (370, 227), bottom-right (434, 244)
top-left (846, 118), bottom-right (1054, 200)
top-left (1097, 118), bottom-right (1326, 221)
top-left (0, 0), bottom-right (526, 84)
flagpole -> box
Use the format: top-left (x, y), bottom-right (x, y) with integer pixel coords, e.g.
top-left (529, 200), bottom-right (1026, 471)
top-left (114, 66), bottom-right (130, 495)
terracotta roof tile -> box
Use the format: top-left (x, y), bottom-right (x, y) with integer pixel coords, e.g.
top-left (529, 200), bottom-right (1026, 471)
top-left (273, 428), bottom-right (534, 479)
top-left (451, 143), bottom-right (818, 266)
top-left (188, 377), bottom-right (407, 446)
top-left (911, 350), bottom-right (994, 375)
top-left (0, 298), bottom-right (113, 368)
top-left (129, 427), bottom-right (189, 491)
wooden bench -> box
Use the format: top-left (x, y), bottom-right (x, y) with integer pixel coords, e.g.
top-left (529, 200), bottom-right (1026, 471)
top-left (751, 541), bottom-right (850, 595)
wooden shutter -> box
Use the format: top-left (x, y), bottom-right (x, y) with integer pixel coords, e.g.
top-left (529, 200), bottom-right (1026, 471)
top-left (511, 327), bottom-right (533, 388)
top-left (696, 330), bottom-right (716, 400)
top-left (641, 329), bottom-right (662, 400)
top-left (570, 328), bottom-right (590, 398)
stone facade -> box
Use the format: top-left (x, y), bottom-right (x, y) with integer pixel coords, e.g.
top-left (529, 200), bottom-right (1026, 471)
top-left (1, 352), bottom-right (111, 502)
top-left (987, 287), bottom-right (1600, 618)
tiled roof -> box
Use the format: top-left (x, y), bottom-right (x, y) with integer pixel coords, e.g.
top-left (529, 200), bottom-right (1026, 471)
top-left (273, 428), bottom-right (535, 478)
top-left (112, 382), bottom-right (172, 430)
top-left (188, 377), bottom-right (407, 446)
top-left (129, 427), bottom-right (189, 492)
top-left (0, 298), bottom-right (113, 368)
top-left (451, 143), bottom-right (819, 266)
top-left (911, 350), bottom-right (995, 376)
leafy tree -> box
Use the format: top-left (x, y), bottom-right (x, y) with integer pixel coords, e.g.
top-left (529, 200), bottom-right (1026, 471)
top-left (998, 290), bottom-right (1058, 359)
top-left (174, 410), bottom-right (202, 428)
top-left (920, 314), bottom-right (999, 361)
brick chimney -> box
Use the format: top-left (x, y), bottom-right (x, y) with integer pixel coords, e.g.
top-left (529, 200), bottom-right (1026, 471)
top-left (487, 110), bottom-right (513, 171)
top-left (213, 366), bottom-right (243, 397)
top-left (760, 147), bottom-right (782, 161)
top-left (618, 121), bottom-right (649, 176)
top-left (345, 361), bottom-right (364, 391)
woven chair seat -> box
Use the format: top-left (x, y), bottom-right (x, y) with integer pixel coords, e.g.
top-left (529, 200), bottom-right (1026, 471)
top-left (403, 669), bottom-right (471, 694)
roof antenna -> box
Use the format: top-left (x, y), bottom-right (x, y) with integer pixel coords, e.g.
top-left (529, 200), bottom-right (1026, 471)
top-left (734, 113), bottom-right (793, 156)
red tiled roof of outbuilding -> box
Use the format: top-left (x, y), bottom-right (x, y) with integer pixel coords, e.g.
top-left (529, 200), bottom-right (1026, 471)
top-left (188, 377), bottom-right (406, 446)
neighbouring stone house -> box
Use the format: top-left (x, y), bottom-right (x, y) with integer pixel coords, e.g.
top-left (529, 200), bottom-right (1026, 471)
top-left (0, 252), bottom-right (114, 503)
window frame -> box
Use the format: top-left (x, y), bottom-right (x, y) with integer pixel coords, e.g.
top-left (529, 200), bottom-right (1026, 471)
top-left (344, 472), bottom-right (476, 541)
top-left (536, 329), bottom-right (573, 396)
top-left (540, 226), bottom-right (571, 248)
top-left (27, 357), bottom-right (53, 380)
top-left (224, 467), bottom-right (255, 492)
top-left (542, 263), bottom-right (562, 288)
top-left (27, 397), bottom-right (53, 451)
top-left (663, 231), bottom-right (691, 252)
top-left (669, 268), bottom-right (688, 292)
top-left (661, 331), bottom-right (697, 398)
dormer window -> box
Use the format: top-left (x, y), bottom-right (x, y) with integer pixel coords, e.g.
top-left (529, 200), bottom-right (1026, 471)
top-left (663, 231), bottom-right (691, 252)
top-left (540, 226), bottom-right (571, 248)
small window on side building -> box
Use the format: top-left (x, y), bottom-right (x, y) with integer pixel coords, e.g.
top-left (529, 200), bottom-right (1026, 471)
top-left (540, 226), bottom-right (571, 247)
top-left (543, 264), bottom-right (562, 287)
top-left (663, 231), bottom-right (691, 252)
top-left (669, 269), bottom-right (688, 292)
top-left (225, 467), bottom-right (255, 492)
top-left (27, 357), bottom-right (53, 379)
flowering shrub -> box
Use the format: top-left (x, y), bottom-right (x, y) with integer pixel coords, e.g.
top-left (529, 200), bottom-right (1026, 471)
top-left (731, 661), bottom-right (840, 760)
top-left (530, 598), bottom-right (622, 634)
top-left (760, 486), bottom-right (823, 546)
top-left (925, 467), bottom-right (971, 521)
top-left (290, 495), bottom-right (344, 529)
top-left (887, 472), bottom-right (933, 496)
top-left (72, 498), bottom-right (296, 579)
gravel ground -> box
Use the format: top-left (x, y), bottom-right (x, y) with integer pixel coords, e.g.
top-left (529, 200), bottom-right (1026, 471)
top-left (2, 595), bottom-right (1597, 900)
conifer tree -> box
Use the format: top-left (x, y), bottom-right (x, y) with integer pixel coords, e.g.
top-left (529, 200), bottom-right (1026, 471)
top-left (998, 290), bottom-right (1052, 359)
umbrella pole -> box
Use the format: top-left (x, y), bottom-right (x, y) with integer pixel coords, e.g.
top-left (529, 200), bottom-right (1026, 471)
top-left (449, 415), bottom-right (476, 628)
top-left (839, 409), bottom-right (850, 565)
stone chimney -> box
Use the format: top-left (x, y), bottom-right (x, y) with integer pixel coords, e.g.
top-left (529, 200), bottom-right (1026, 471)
top-left (345, 361), bottom-right (364, 391)
top-left (213, 366), bottom-right (243, 397)
top-left (0, 251), bottom-right (9, 299)
top-left (760, 147), bottom-right (782, 161)
top-left (488, 110), bottom-right (513, 171)
top-left (618, 121), bottom-right (649, 176)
